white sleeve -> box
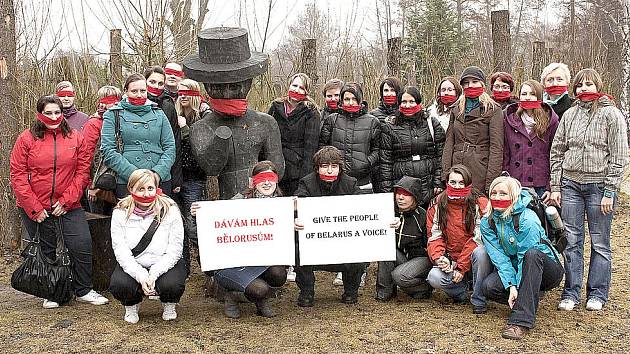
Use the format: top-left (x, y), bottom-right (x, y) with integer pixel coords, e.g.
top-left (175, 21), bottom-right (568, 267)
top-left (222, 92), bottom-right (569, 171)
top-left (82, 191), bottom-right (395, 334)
top-left (148, 205), bottom-right (184, 279)
top-left (110, 209), bottom-right (149, 283)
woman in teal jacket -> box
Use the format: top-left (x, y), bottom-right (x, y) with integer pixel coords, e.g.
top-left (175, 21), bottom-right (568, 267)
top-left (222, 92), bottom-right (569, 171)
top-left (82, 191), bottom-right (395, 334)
top-left (101, 73), bottom-right (176, 198)
top-left (477, 176), bottom-right (563, 340)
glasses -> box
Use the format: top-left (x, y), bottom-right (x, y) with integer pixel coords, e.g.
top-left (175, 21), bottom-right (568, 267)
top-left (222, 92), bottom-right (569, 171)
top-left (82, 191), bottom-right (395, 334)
top-left (492, 84), bottom-right (511, 91)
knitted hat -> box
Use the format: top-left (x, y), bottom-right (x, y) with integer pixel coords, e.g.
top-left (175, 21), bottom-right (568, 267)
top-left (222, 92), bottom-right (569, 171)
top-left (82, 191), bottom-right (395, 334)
top-left (460, 66), bottom-right (486, 84)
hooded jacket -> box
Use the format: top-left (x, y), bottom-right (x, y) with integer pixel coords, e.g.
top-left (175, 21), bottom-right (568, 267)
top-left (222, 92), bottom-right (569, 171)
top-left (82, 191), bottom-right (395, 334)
top-left (426, 193), bottom-right (488, 274)
top-left (10, 127), bottom-right (90, 220)
top-left (380, 110), bottom-right (446, 200)
top-left (480, 189), bottom-right (560, 289)
top-left (550, 96), bottom-right (629, 192)
top-left (503, 102), bottom-right (559, 189)
top-left (267, 99), bottom-right (321, 186)
top-left (319, 103), bottom-right (381, 186)
top-left (393, 176), bottom-right (428, 258)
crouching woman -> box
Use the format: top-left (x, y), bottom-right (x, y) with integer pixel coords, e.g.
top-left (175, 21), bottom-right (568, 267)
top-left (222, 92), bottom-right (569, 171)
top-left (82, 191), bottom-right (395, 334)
top-left (109, 169), bottom-right (186, 324)
top-left (479, 176), bottom-right (563, 340)
top-left (376, 176), bottom-right (433, 301)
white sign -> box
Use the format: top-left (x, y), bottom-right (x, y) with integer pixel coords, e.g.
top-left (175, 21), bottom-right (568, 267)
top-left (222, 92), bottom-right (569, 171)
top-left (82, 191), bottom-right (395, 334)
top-left (196, 197), bottom-right (296, 271)
top-left (297, 193), bottom-right (396, 266)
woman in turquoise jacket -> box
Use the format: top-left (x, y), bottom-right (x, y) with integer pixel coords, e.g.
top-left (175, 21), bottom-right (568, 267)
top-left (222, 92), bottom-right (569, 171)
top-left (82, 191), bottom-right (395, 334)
top-left (477, 176), bottom-right (563, 340)
top-left (101, 73), bottom-right (176, 198)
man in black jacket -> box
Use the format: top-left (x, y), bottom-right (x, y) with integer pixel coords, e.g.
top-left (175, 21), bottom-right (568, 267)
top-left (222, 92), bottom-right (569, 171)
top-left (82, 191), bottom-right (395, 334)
top-left (294, 146), bottom-right (366, 306)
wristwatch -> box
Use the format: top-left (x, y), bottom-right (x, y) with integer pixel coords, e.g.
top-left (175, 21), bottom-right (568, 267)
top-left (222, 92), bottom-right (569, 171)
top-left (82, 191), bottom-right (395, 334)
top-left (603, 190), bottom-right (616, 198)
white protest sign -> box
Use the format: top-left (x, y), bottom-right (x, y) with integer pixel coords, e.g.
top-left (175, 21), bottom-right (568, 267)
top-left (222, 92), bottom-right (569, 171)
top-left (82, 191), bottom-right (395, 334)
top-left (196, 197), bottom-right (296, 271)
top-left (297, 193), bottom-right (396, 265)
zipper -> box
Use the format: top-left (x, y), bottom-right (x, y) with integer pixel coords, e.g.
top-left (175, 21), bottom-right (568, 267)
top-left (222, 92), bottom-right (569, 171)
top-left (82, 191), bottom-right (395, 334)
top-left (50, 131), bottom-right (57, 209)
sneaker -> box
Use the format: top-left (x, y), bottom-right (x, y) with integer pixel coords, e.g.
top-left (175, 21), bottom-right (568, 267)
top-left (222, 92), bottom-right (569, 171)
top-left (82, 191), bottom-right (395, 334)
top-left (162, 302), bottom-right (177, 321)
top-left (333, 272), bottom-right (343, 286)
top-left (124, 304), bottom-right (139, 324)
top-left (286, 266), bottom-right (296, 282)
top-left (586, 298), bottom-right (604, 311)
top-left (43, 299), bottom-right (59, 309)
top-left (501, 324), bottom-right (529, 340)
top-left (359, 272), bottom-right (366, 287)
top-left (558, 299), bottom-right (576, 311)
top-left (472, 305), bottom-right (487, 314)
top-left (76, 290), bottom-right (109, 305)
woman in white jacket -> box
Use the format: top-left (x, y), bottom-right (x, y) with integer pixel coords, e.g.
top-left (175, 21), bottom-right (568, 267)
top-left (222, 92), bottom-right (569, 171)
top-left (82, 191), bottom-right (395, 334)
top-left (109, 169), bottom-right (185, 324)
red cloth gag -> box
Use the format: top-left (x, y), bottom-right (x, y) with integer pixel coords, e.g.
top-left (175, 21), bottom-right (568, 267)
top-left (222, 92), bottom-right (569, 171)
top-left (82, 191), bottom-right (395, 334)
top-left (576, 92), bottom-right (614, 102)
top-left (383, 95), bottom-right (397, 105)
top-left (36, 113), bottom-right (62, 126)
top-left (252, 171), bottom-right (279, 186)
top-left (439, 94), bottom-right (458, 105)
top-left (178, 89), bottom-right (201, 97)
top-left (446, 184), bottom-right (472, 198)
top-left (164, 67), bottom-right (185, 78)
top-left (56, 90), bottom-right (75, 97)
top-left (399, 104), bottom-right (423, 117)
top-left (319, 174), bottom-right (338, 182)
top-left (519, 100), bottom-right (543, 110)
top-left (492, 90), bottom-right (511, 101)
top-left (288, 90), bottom-right (306, 102)
top-left (128, 96), bottom-right (147, 106)
top-left (208, 97), bottom-right (248, 116)
top-left (325, 99), bottom-right (338, 110)
top-left (342, 104), bottom-right (361, 113)
top-left (147, 85), bottom-right (163, 96)
top-left (131, 188), bottom-right (163, 204)
top-left (490, 198), bottom-right (512, 209)
top-left (544, 85), bottom-right (568, 95)
top-left (464, 87), bottom-right (485, 98)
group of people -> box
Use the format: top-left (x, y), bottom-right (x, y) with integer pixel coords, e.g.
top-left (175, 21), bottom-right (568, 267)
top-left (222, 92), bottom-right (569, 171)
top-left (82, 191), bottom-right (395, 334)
top-left (10, 43), bottom-right (628, 341)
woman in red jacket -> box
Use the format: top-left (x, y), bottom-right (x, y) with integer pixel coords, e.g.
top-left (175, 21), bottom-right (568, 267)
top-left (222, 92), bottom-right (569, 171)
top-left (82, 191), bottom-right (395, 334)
top-left (426, 164), bottom-right (490, 311)
top-left (10, 95), bottom-right (109, 309)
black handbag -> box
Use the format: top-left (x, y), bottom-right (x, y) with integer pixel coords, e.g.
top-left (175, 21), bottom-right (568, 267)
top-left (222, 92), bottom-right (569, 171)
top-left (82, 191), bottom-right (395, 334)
top-left (11, 219), bottom-right (74, 304)
top-left (94, 110), bottom-right (123, 191)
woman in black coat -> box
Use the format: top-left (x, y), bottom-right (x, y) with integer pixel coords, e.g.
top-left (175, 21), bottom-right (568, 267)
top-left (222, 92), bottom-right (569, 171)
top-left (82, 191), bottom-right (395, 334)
top-left (370, 77), bottom-right (402, 125)
top-left (267, 73), bottom-right (320, 196)
top-left (379, 86), bottom-right (446, 205)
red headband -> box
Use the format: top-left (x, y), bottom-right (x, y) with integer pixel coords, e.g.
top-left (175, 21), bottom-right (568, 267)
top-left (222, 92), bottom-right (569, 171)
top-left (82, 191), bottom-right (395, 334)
top-left (252, 171), bottom-right (278, 186)
top-left (56, 90), bottom-right (75, 97)
top-left (164, 68), bottom-right (185, 78)
top-left (178, 89), bottom-right (201, 97)
top-left (99, 95), bottom-right (120, 105)
top-left (395, 188), bottom-right (414, 197)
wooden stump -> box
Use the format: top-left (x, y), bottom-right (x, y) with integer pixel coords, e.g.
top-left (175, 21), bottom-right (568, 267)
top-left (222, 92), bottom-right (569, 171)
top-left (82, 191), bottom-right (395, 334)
top-left (387, 37), bottom-right (402, 77)
top-left (86, 212), bottom-right (115, 291)
top-left (491, 10), bottom-right (511, 73)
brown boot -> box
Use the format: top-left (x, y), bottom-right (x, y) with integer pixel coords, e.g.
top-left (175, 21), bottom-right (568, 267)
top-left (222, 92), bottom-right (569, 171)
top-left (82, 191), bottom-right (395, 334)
top-left (223, 292), bottom-right (241, 319)
top-left (501, 324), bottom-right (529, 340)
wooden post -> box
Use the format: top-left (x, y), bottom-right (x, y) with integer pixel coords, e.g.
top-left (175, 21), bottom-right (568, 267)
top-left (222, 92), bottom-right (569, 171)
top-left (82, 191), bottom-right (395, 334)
top-left (110, 29), bottom-right (123, 86)
top-left (299, 38), bottom-right (318, 83)
top-left (387, 37), bottom-right (402, 77)
top-left (606, 40), bottom-right (623, 100)
top-left (86, 213), bottom-right (115, 291)
top-left (491, 10), bottom-right (511, 72)
top-left (0, 0), bottom-right (21, 250)
top-left (532, 41), bottom-right (547, 78)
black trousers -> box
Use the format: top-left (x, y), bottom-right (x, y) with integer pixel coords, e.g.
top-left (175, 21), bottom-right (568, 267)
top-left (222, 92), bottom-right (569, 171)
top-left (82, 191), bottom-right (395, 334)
top-left (20, 208), bottom-right (93, 297)
top-left (109, 258), bottom-right (187, 306)
top-left (296, 263), bottom-right (366, 297)
top-left (482, 249), bottom-right (563, 328)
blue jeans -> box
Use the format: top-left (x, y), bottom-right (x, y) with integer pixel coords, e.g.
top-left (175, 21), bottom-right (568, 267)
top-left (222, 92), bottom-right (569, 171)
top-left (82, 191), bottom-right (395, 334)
top-left (470, 245), bottom-right (494, 307)
top-left (179, 179), bottom-right (206, 245)
top-left (561, 178), bottom-right (615, 303)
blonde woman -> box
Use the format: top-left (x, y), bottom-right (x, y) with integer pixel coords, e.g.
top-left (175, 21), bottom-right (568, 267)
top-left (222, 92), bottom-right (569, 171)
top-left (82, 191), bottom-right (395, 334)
top-left (109, 169), bottom-right (185, 324)
top-left (442, 66), bottom-right (504, 193)
top-left (267, 72), bottom-right (320, 196)
top-left (550, 68), bottom-right (629, 312)
top-left (478, 176), bottom-right (563, 340)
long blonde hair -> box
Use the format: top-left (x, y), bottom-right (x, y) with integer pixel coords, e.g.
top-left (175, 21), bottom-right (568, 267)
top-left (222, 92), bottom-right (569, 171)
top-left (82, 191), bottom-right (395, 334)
top-left (456, 89), bottom-right (498, 118)
top-left (175, 79), bottom-right (202, 124)
top-left (280, 72), bottom-right (319, 110)
top-left (116, 169), bottom-right (174, 221)
top-left (485, 176), bottom-right (522, 219)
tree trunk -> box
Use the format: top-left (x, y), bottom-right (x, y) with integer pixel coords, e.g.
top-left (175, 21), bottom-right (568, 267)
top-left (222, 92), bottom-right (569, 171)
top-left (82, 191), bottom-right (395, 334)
top-left (531, 41), bottom-right (546, 78)
top-left (491, 10), bottom-right (511, 72)
top-left (387, 37), bottom-right (401, 77)
top-left (300, 38), bottom-right (318, 84)
top-left (606, 40), bottom-right (623, 100)
top-left (0, 0), bottom-right (21, 250)
top-left (110, 29), bottom-right (123, 86)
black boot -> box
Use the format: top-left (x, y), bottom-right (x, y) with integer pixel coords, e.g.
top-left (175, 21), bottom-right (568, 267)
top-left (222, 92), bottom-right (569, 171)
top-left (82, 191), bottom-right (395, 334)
top-left (224, 292), bottom-right (241, 319)
top-left (255, 298), bottom-right (276, 317)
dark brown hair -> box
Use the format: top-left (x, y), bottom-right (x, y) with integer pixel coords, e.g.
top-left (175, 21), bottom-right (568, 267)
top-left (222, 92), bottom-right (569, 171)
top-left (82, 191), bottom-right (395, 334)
top-left (516, 80), bottom-right (551, 140)
top-left (31, 95), bottom-right (72, 139)
top-left (393, 86), bottom-right (424, 126)
top-left (435, 77), bottom-right (462, 113)
top-left (489, 72), bottom-right (515, 91)
top-left (572, 68), bottom-right (605, 112)
top-left (143, 66), bottom-right (166, 80)
top-left (312, 146), bottom-right (343, 172)
top-left (243, 160), bottom-right (283, 198)
top-left (123, 73), bottom-right (147, 91)
top-left (379, 77), bottom-right (402, 101)
top-left (322, 79), bottom-right (344, 97)
top-left (436, 164), bottom-right (481, 234)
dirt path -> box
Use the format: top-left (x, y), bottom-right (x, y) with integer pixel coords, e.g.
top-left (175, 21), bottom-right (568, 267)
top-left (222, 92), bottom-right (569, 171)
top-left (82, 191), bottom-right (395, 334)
top-left (2, 198), bottom-right (630, 353)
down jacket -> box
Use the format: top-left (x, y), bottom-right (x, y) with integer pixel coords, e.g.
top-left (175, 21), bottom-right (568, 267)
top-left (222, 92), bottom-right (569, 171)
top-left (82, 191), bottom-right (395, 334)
top-left (319, 104), bottom-right (381, 186)
top-left (380, 111), bottom-right (446, 203)
top-left (393, 176), bottom-right (428, 258)
top-left (10, 127), bottom-right (90, 220)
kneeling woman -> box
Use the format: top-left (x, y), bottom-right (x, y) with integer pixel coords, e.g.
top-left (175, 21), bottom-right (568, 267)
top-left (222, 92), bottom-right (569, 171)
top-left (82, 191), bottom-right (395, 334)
top-left (192, 161), bottom-right (288, 318)
top-left (109, 169), bottom-right (186, 324)
top-left (376, 176), bottom-right (432, 301)
top-left (479, 176), bottom-right (563, 340)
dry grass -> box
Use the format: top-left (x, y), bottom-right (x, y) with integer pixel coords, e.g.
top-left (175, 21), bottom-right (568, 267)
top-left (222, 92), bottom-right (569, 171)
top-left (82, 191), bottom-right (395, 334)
top-left (1, 197), bottom-right (630, 353)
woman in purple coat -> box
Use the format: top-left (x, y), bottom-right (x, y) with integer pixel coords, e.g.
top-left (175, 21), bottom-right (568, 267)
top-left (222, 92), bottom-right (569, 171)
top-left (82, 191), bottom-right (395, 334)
top-left (502, 80), bottom-right (559, 201)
